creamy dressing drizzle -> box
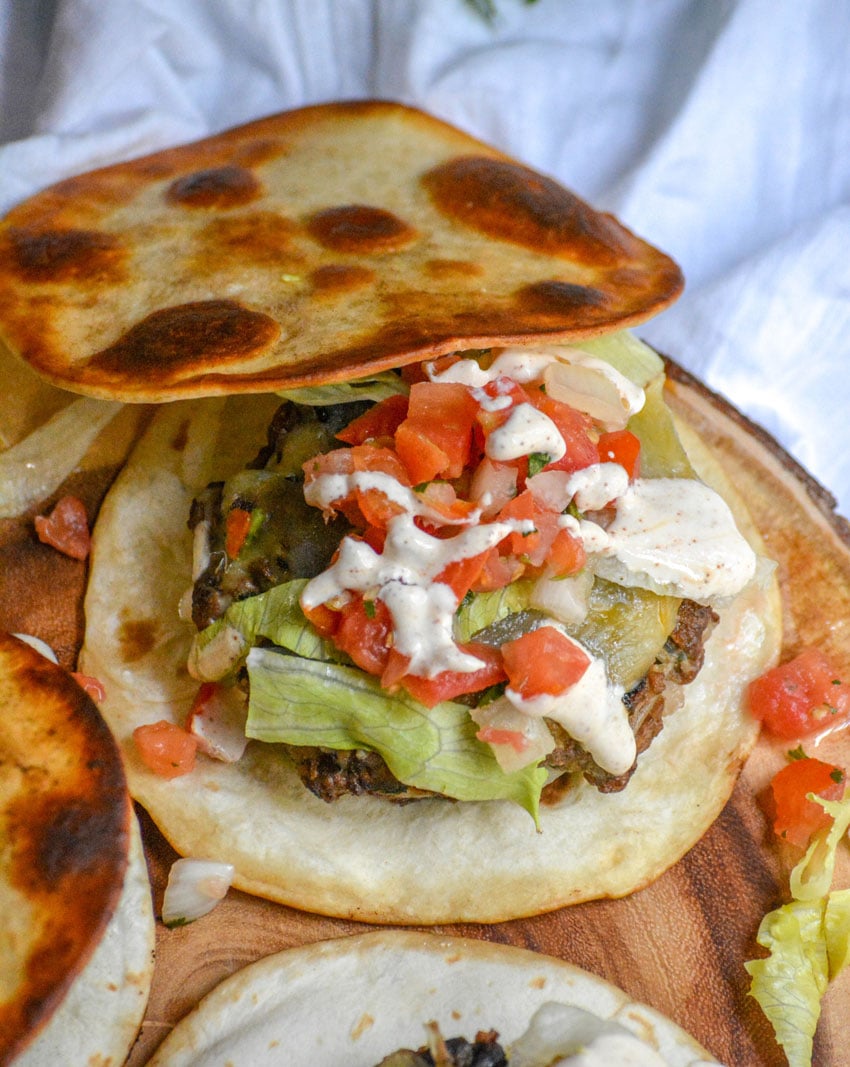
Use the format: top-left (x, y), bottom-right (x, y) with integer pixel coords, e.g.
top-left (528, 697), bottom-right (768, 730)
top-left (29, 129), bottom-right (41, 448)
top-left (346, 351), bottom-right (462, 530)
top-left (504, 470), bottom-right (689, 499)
top-left (485, 403), bottom-right (566, 463)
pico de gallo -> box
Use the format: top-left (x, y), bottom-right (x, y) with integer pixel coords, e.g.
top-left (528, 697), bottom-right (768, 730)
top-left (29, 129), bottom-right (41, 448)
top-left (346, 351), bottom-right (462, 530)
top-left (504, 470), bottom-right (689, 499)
top-left (137, 333), bottom-right (761, 821)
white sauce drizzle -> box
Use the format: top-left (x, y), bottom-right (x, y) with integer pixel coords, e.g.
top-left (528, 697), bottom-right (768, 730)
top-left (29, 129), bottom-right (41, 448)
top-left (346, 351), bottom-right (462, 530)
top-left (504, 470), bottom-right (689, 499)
top-left (485, 403), bottom-right (566, 463)
top-left (506, 627), bottom-right (634, 776)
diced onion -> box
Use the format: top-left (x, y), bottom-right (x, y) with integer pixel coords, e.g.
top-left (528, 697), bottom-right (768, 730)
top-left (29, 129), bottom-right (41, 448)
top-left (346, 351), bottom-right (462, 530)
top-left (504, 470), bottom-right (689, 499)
top-left (470, 696), bottom-right (556, 772)
top-left (161, 857), bottom-right (235, 927)
top-left (12, 632), bottom-right (58, 663)
top-left (529, 569), bottom-right (593, 626)
top-left (543, 358), bottom-right (644, 431)
top-left (0, 398), bottom-right (121, 518)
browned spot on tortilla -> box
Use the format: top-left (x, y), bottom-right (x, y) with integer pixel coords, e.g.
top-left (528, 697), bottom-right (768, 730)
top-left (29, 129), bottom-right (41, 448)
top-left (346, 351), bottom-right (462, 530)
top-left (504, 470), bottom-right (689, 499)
top-left (4, 227), bottom-right (126, 285)
top-left (310, 264), bottom-right (375, 295)
top-left (166, 165), bottom-right (262, 209)
top-left (306, 205), bottom-right (418, 254)
top-left (423, 258), bottom-right (484, 280)
top-left (197, 211), bottom-right (299, 266)
top-left (86, 300), bottom-right (280, 382)
top-left (118, 618), bottom-right (158, 662)
top-left (515, 279), bottom-right (610, 316)
top-left (423, 156), bottom-right (632, 265)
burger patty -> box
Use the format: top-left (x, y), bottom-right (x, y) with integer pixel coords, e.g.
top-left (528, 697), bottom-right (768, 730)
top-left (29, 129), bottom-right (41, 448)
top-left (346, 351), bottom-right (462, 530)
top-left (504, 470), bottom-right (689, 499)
top-left (375, 1029), bottom-right (507, 1067)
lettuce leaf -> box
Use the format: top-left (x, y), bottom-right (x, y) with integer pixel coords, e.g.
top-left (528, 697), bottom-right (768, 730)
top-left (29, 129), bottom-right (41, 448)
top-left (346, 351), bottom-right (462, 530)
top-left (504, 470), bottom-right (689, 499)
top-left (746, 891), bottom-right (850, 1067)
top-left (245, 647), bottom-right (547, 822)
top-left (575, 330), bottom-right (664, 388)
top-left (454, 580), bottom-right (534, 643)
top-left (276, 370), bottom-right (408, 406)
top-left (790, 792), bottom-right (850, 901)
top-left (191, 579), bottom-right (345, 680)
top-left (747, 789), bottom-right (850, 1066)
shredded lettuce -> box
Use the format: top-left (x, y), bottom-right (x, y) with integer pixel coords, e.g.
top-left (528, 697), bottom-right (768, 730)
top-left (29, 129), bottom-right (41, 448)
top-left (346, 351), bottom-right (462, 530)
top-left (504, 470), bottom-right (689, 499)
top-left (245, 647), bottom-right (547, 822)
top-left (191, 579), bottom-right (345, 680)
top-left (747, 790), bottom-right (850, 1066)
top-left (454, 580), bottom-right (534, 643)
top-left (276, 370), bottom-right (408, 406)
top-left (575, 330), bottom-right (664, 388)
top-left (790, 793), bottom-right (850, 901)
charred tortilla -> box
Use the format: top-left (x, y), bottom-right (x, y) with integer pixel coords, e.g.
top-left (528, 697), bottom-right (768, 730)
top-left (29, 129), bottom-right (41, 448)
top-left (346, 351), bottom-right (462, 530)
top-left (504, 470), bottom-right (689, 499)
top-left (0, 101), bottom-right (681, 402)
top-left (145, 931), bottom-right (719, 1065)
top-left (0, 631), bottom-right (153, 1065)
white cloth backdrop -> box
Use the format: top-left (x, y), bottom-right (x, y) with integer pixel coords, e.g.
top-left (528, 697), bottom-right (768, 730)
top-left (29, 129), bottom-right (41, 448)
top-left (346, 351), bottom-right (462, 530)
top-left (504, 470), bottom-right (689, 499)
top-left (2, 0), bottom-right (848, 513)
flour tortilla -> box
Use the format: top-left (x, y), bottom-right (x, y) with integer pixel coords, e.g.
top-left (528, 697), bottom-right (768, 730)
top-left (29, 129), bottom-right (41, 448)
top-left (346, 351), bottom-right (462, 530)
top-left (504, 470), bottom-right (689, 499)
top-left (79, 383), bottom-right (781, 924)
top-left (0, 101), bottom-right (681, 402)
top-left (16, 812), bottom-right (155, 1067)
top-left (146, 931), bottom-right (720, 1066)
top-left (0, 631), bottom-right (153, 1064)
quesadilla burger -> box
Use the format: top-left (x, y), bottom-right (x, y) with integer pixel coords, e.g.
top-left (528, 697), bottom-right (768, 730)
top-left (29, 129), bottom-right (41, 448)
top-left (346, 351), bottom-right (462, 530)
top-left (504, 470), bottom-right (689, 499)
top-left (0, 631), bottom-right (154, 1066)
top-left (145, 931), bottom-right (721, 1066)
top-left (0, 101), bottom-right (781, 923)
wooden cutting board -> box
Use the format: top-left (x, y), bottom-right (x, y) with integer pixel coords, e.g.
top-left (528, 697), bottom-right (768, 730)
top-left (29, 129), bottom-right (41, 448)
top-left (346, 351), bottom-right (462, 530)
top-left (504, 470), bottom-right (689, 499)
top-left (2, 360), bottom-right (849, 1067)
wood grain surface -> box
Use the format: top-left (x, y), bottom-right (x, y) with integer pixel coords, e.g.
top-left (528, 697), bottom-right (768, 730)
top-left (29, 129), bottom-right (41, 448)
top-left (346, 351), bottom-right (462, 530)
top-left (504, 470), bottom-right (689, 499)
top-left (2, 360), bottom-right (849, 1067)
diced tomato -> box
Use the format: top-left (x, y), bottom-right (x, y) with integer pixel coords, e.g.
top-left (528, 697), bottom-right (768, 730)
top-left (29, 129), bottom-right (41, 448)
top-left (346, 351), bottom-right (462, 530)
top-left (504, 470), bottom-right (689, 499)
top-left (597, 429), bottom-right (641, 479)
top-left (473, 378), bottom-right (530, 439)
top-left (336, 394), bottom-right (409, 444)
top-left (547, 527), bottom-right (587, 577)
top-left (475, 725), bottom-right (529, 753)
top-left (301, 599), bottom-right (340, 638)
top-left (496, 490), bottom-right (565, 568)
top-left (528, 391), bottom-right (598, 474)
top-left (497, 490), bottom-right (537, 555)
top-left (503, 625), bottom-right (590, 700)
top-left (416, 482), bottom-right (479, 524)
top-left (34, 495), bottom-right (91, 560)
top-left (333, 595), bottom-right (393, 676)
top-left (770, 756), bottom-right (846, 847)
top-left (71, 672), bottom-right (106, 702)
top-left (748, 647), bottom-right (850, 739)
top-left (396, 643), bottom-right (506, 708)
top-left (395, 382), bottom-right (478, 483)
top-left (470, 547), bottom-right (525, 593)
top-left (133, 720), bottom-right (198, 779)
top-left (435, 549), bottom-right (491, 602)
top-left (225, 507), bottom-right (252, 559)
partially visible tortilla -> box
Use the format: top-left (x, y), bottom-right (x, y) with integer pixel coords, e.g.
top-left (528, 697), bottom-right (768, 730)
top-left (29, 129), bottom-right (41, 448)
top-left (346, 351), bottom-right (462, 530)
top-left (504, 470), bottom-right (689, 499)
top-left (79, 381), bottom-right (781, 925)
top-left (0, 101), bottom-right (682, 402)
top-left (146, 931), bottom-right (720, 1066)
top-left (16, 811), bottom-right (155, 1067)
top-left (0, 631), bottom-right (154, 1064)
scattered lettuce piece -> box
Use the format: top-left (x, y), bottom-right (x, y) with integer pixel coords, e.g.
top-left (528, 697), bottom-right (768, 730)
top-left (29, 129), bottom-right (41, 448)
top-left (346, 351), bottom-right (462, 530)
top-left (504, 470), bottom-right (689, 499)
top-left (790, 792), bottom-right (850, 901)
top-left (575, 330), bottom-right (664, 387)
top-left (747, 789), bottom-right (850, 1066)
top-left (746, 891), bottom-right (850, 1067)
top-left (245, 647), bottom-right (547, 822)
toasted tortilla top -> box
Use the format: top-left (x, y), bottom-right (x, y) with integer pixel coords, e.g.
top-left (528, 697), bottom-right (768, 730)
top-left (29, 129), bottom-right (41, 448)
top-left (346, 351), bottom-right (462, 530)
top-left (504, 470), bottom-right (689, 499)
top-left (0, 100), bottom-right (683, 402)
top-left (0, 631), bottom-right (130, 1063)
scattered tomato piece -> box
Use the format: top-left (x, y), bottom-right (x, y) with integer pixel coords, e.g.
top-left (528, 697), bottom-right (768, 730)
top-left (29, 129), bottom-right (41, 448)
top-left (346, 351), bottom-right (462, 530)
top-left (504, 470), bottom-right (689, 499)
top-left (475, 725), bottom-right (529, 752)
top-left (770, 756), bottom-right (846, 848)
top-left (134, 720), bottom-right (198, 779)
top-left (748, 647), bottom-right (850, 739)
top-left (71, 672), bottom-right (106, 702)
top-left (34, 495), bottom-right (90, 560)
